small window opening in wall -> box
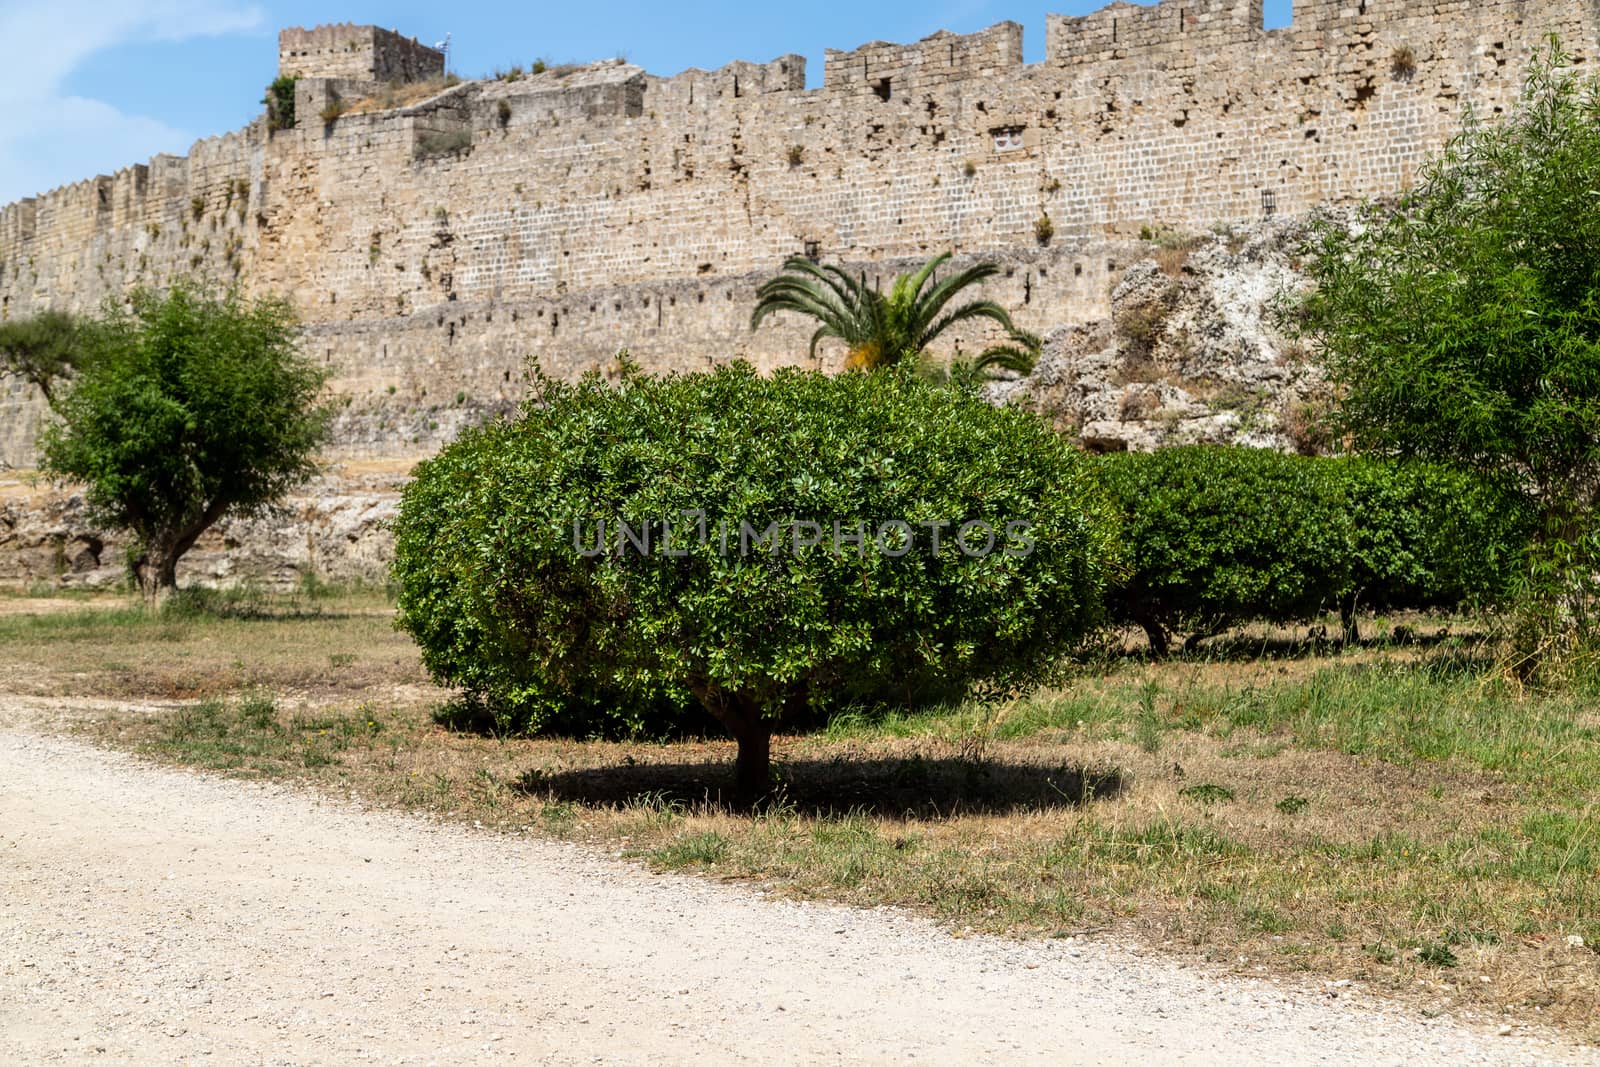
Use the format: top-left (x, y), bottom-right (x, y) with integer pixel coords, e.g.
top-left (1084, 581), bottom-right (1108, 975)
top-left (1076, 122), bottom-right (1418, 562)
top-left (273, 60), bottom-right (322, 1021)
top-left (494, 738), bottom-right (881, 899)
top-left (1262, 189), bottom-right (1278, 217)
top-left (1263, 0), bottom-right (1293, 31)
top-left (992, 127), bottom-right (1025, 152)
top-left (872, 78), bottom-right (892, 103)
top-left (804, 239), bottom-right (821, 261)
top-left (1179, 8), bottom-right (1187, 32)
top-left (1112, 18), bottom-right (1118, 43)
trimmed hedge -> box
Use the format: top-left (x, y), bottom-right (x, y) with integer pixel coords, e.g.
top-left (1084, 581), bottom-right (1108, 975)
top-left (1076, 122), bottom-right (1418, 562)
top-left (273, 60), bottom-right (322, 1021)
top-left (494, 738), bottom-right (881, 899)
top-left (1095, 446), bottom-right (1532, 653)
top-left (1337, 457), bottom-right (1532, 623)
top-left (392, 364), bottom-right (1120, 796)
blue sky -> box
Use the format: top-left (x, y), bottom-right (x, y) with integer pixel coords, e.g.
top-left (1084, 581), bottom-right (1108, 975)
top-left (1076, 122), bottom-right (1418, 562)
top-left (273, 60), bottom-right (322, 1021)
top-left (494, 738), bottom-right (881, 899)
top-left (0, 0), bottom-right (1295, 205)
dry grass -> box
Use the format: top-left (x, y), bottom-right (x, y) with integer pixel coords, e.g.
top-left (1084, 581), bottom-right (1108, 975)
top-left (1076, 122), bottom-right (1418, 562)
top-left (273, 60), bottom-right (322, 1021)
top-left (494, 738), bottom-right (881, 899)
top-left (9, 594), bottom-right (1597, 1040)
top-left (341, 76), bottom-right (463, 117)
top-left (0, 588), bottom-right (425, 703)
top-left (1154, 245), bottom-right (1193, 277)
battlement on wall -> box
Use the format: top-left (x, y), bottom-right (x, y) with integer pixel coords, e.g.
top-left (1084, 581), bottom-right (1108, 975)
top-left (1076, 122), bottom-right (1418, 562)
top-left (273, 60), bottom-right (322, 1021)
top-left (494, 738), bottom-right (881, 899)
top-left (1046, 0), bottom-right (1266, 63)
top-left (1042, 0), bottom-right (1516, 67)
top-left (278, 24), bottom-right (444, 84)
top-left (648, 55), bottom-right (807, 104)
top-left (823, 23), bottom-right (1023, 99)
top-left (3, 0), bottom-right (1598, 462)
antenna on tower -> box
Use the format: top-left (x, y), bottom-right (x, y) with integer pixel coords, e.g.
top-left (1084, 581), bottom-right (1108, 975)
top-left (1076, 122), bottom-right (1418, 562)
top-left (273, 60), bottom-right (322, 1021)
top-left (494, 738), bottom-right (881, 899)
top-left (434, 33), bottom-right (452, 74)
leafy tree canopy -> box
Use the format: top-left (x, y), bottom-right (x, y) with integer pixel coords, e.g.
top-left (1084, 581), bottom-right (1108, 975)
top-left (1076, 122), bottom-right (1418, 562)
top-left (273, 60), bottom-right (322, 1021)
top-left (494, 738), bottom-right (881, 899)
top-left (392, 363), bottom-right (1118, 800)
top-left (41, 281), bottom-right (331, 600)
top-left (1300, 38), bottom-right (1600, 526)
top-left (0, 309), bottom-right (93, 404)
top-left (1095, 447), bottom-right (1532, 654)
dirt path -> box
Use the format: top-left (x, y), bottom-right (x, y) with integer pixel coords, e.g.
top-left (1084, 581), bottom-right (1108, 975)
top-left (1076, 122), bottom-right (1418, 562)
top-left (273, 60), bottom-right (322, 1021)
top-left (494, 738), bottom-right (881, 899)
top-left (1, 708), bottom-right (1594, 1066)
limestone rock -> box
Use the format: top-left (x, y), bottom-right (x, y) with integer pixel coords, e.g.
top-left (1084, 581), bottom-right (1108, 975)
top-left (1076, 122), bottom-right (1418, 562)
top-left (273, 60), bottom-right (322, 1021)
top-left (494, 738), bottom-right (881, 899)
top-left (993, 217), bottom-right (1324, 453)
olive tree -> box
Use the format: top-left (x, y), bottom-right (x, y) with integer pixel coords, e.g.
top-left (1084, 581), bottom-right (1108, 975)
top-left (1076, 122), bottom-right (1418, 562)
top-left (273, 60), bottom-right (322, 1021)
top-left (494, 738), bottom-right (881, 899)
top-left (40, 282), bottom-right (330, 602)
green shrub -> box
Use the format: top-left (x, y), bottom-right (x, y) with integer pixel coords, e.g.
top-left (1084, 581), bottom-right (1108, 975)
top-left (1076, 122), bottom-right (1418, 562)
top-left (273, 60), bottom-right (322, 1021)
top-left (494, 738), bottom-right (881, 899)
top-left (1095, 447), bottom-right (1531, 653)
top-left (1336, 458), bottom-right (1534, 632)
top-left (393, 364), bottom-right (1119, 798)
top-left (415, 129), bottom-right (472, 160)
top-left (1299, 41), bottom-right (1600, 664)
top-left (262, 76), bottom-right (298, 132)
top-left (1096, 447), bottom-right (1351, 654)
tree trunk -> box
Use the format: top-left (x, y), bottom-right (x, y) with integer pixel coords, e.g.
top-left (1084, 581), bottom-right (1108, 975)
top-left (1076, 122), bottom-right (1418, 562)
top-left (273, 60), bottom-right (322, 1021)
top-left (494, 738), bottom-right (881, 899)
top-left (134, 545), bottom-right (179, 608)
top-left (1137, 616), bottom-right (1170, 659)
top-left (733, 727), bottom-right (771, 804)
top-left (688, 681), bottom-right (775, 806)
top-left (133, 502), bottom-right (232, 610)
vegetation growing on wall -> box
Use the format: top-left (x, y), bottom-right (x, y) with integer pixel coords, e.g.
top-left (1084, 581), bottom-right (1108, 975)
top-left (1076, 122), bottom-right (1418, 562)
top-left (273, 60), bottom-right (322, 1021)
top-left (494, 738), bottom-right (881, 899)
top-left (263, 75), bottom-right (298, 132)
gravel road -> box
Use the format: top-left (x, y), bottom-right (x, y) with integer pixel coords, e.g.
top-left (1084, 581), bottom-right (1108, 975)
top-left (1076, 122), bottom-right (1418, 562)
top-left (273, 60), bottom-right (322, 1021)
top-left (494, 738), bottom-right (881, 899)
top-left (1, 708), bottom-right (1595, 1066)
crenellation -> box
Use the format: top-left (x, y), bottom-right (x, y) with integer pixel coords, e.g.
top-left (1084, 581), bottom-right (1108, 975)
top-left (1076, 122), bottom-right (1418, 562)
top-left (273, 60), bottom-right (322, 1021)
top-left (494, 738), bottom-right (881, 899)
top-left (823, 23), bottom-right (1024, 98)
top-left (649, 54), bottom-right (809, 110)
top-left (1, 4), bottom-right (1596, 465)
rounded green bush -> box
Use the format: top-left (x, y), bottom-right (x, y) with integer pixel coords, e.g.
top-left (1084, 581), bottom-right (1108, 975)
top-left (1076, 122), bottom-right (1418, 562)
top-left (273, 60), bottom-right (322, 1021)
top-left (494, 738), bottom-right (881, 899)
top-left (1095, 446), bottom-right (1351, 654)
top-left (1095, 446), bottom-right (1531, 653)
top-left (393, 364), bottom-right (1120, 797)
top-left (1336, 457), bottom-right (1533, 624)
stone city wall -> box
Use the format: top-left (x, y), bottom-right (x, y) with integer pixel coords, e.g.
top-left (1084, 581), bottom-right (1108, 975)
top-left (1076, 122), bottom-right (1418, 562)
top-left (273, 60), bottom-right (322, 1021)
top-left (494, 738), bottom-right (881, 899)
top-left (2, 0), bottom-right (1595, 468)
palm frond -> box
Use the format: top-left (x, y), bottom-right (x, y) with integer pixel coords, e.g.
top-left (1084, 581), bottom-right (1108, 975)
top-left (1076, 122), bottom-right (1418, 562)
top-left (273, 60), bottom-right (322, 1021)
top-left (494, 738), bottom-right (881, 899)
top-left (912, 263), bottom-right (1004, 337)
top-left (808, 324), bottom-right (841, 360)
top-left (902, 252), bottom-right (953, 307)
top-left (751, 288), bottom-right (854, 340)
top-left (753, 258), bottom-right (859, 323)
top-left (967, 329), bottom-right (1042, 380)
top-left (750, 251), bottom-right (1020, 373)
top-left (918, 299), bottom-right (1017, 351)
top-left (751, 262), bottom-right (865, 343)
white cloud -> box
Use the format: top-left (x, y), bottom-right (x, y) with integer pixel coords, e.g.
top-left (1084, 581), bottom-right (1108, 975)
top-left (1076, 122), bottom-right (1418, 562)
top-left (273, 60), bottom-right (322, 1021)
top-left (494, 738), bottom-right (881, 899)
top-left (0, 0), bottom-right (263, 203)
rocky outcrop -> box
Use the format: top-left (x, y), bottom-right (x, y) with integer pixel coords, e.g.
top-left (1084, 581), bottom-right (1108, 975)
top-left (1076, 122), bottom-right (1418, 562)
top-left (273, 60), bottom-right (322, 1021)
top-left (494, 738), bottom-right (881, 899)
top-left (0, 463), bottom-right (406, 590)
top-left (990, 217), bottom-right (1327, 453)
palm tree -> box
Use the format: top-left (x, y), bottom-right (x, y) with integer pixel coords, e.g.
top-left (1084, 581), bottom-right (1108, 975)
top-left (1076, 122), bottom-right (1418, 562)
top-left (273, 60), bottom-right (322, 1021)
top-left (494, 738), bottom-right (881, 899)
top-left (750, 252), bottom-right (1029, 372)
top-left (951, 329), bottom-right (1042, 385)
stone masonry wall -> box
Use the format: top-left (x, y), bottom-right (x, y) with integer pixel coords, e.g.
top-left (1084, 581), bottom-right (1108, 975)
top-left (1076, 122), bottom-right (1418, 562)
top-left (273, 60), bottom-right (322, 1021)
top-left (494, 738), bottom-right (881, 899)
top-left (2, 0), bottom-right (1596, 468)
top-left (278, 24), bottom-right (445, 84)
